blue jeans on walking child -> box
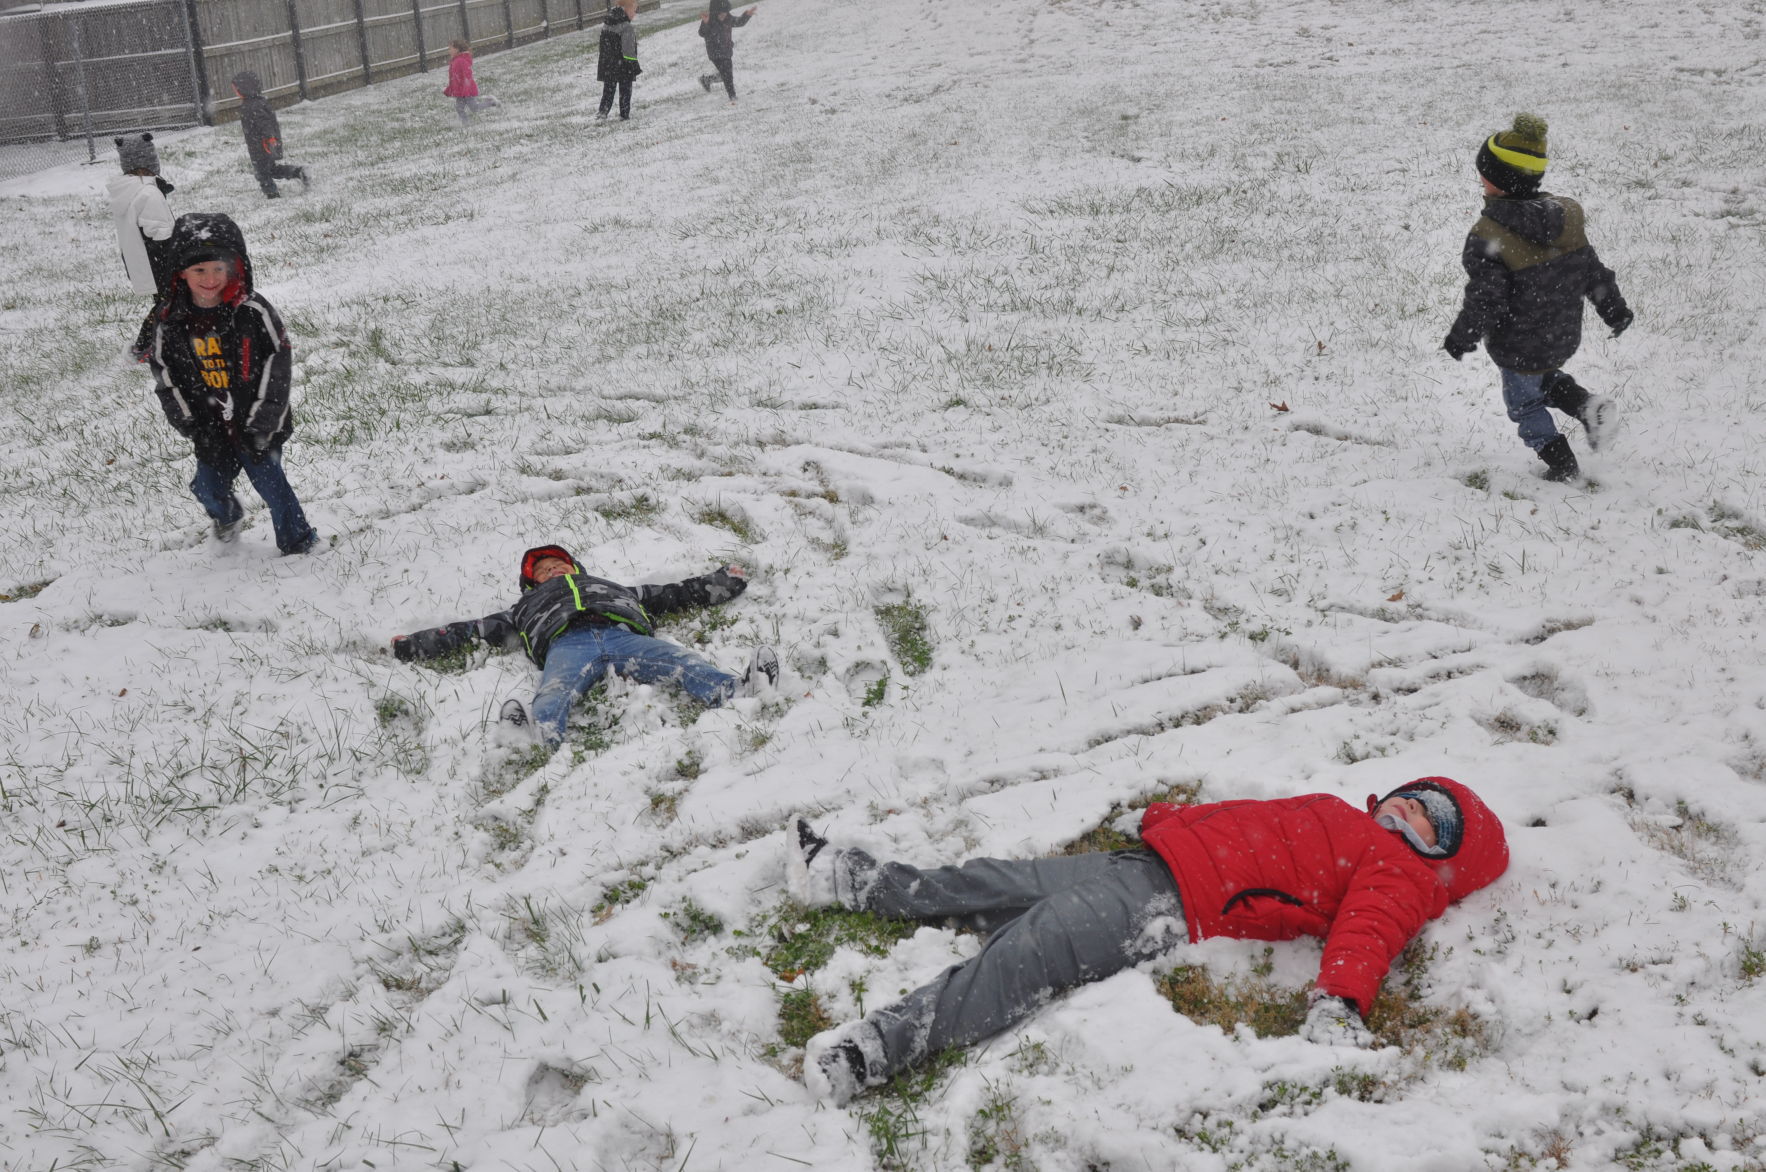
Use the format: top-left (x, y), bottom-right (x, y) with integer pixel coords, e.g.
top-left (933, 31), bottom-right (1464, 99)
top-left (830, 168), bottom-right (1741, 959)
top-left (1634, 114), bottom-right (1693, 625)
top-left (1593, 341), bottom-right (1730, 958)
top-left (1499, 367), bottom-right (1563, 452)
top-left (191, 444), bottom-right (316, 553)
top-left (532, 625), bottom-right (738, 745)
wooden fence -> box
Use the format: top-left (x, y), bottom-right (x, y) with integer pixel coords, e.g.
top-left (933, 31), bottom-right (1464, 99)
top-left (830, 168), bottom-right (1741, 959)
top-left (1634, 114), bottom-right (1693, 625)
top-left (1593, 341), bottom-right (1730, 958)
top-left (199, 0), bottom-right (657, 119)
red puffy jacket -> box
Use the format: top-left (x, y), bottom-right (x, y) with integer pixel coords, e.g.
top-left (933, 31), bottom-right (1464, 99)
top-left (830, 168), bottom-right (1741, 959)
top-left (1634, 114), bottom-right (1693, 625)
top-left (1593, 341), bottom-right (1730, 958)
top-left (444, 52), bottom-right (478, 98)
top-left (1139, 776), bottom-right (1508, 1016)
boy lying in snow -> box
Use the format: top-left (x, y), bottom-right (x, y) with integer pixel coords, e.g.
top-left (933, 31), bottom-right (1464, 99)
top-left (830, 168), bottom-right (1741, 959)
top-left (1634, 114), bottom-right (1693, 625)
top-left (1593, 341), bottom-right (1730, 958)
top-left (393, 544), bottom-right (778, 746)
top-left (788, 777), bottom-right (1508, 1104)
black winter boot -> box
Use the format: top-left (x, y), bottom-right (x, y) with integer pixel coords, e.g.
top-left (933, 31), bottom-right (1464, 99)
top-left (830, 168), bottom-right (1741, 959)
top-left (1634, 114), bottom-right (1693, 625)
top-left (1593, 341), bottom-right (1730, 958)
top-left (1544, 372), bottom-right (1619, 452)
top-left (1537, 436), bottom-right (1580, 483)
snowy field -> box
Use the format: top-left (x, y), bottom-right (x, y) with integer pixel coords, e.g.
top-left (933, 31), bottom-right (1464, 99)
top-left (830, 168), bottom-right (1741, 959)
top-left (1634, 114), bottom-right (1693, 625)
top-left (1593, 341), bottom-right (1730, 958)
top-left (3, 0), bottom-right (1766, 1167)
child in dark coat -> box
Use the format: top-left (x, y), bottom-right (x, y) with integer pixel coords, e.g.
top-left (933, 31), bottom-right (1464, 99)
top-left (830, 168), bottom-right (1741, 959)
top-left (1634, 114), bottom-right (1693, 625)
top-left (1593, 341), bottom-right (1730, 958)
top-left (106, 133), bottom-right (176, 359)
top-left (231, 71), bottom-right (310, 199)
top-left (443, 37), bottom-right (501, 126)
top-left (145, 213), bottom-right (319, 555)
top-left (1443, 113), bottom-right (1633, 483)
top-left (596, 1), bottom-right (641, 121)
top-left (698, 0), bottom-right (756, 104)
top-left (392, 544), bottom-right (779, 746)
top-left (789, 777), bottom-right (1509, 1104)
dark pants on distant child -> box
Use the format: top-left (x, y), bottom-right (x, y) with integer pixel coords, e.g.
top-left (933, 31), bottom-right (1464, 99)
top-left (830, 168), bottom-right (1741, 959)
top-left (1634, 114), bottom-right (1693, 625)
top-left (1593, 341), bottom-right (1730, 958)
top-left (454, 96), bottom-right (497, 125)
top-left (836, 848), bottom-right (1186, 1079)
top-left (251, 157), bottom-right (304, 198)
top-left (702, 56), bottom-right (735, 99)
top-left (191, 444), bottom-right (316, 554)
top-left (598, 79), bottom-right (632, 120)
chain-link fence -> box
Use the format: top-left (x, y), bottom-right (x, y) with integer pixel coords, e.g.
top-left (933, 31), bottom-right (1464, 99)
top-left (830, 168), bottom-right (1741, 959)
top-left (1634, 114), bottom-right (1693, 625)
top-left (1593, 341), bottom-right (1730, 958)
top-left (0, 0), bottom-right (203, 184)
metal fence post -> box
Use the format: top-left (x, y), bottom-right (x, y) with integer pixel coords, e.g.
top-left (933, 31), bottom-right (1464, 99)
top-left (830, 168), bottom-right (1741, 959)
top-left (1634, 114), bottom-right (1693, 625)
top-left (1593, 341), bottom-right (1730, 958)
top-left (501, 0), bottom-right (513, 49)
top-left (286, 0), bottom-right (311, 100)
top-left (457, 0), bottom-right (469, 45)
top-left (182, 0), bottom-right (213, 123)
top-left (68, 19), bottom-right (97, 161)
top-left (412, 0), bottom-right (428, 70)
top-left (354, 0), bottom-right (373, 84)
top-left (573, 0), bottom-right (582, 32)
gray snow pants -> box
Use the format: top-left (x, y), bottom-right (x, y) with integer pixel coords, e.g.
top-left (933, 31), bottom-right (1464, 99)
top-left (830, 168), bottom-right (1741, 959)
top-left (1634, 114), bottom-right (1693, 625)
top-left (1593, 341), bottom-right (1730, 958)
top-left (846, 848), bottom-right (1186, 1078)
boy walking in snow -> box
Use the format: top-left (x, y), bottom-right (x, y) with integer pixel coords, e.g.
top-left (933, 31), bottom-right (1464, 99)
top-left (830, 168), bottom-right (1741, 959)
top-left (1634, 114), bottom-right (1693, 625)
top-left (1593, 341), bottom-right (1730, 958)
top-left (231, 72), bottom-right (311, 199)
top-left (789, 777), bottom-right (1509, 1104)
top-left (444, 37), bottom-right (501, 125)
top-left (392, 544), bottom-right (779, 746)
top-left (1443, 113), bottom-right (1633, 483)
top-left (596, 0), bottom-right (641, 121)
top-left (107, 133), bottom-right (176, 359)
top-left (698, 1), bottom-right (756, 104)
top-left (145, 213), bottom-right (320, 555)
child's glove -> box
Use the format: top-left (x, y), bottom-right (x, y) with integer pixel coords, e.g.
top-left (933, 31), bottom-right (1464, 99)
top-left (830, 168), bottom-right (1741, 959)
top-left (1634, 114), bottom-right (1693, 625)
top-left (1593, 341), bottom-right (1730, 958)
top-left (247, 429), bottom-right (276, 452)
top-left (1299, 993), bottom-right (1373, 1048)
top-left (1442, 333), bottom-right (1477, 361)
top-left (392, 621), bottom-right (478, 661)
top-left (1609, 310), bottom-right (1633, 338)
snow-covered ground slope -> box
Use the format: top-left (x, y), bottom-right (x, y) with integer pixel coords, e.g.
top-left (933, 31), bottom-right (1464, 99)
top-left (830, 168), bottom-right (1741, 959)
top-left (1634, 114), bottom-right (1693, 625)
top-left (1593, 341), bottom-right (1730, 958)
top-left (2, 0), bottom-right (1765, 1167)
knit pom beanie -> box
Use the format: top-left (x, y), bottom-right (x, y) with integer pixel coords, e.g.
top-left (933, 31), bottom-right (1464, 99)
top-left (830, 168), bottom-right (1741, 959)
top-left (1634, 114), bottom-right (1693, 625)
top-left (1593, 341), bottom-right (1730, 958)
top-left (1476, 113), bottom-right (1548, 196)
top-left (116, 132), bottom-right (160, 175)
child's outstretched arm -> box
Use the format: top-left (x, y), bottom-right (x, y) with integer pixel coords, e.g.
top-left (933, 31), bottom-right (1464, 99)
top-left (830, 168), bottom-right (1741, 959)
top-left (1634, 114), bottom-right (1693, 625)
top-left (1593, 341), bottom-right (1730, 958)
top-left (393, 611), bottom-right (517, 661)
top-left (633, 564), bottom-right (748, 617)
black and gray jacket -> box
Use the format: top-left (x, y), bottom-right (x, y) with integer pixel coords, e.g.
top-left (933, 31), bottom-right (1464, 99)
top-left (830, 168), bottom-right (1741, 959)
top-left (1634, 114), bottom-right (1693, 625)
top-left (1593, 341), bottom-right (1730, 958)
top-left (699, 2), bottom-right (752, 60)
top-left (145, 213), bottom-right (294, 465)
top-left (1445, 193), bottom-right (1630, 374)
top-left (232, 72), bottom-right (284, 163)
top-left (400, 566), bottom-right (748, 669)
top-left (597, 8), bottom-right (639, 82)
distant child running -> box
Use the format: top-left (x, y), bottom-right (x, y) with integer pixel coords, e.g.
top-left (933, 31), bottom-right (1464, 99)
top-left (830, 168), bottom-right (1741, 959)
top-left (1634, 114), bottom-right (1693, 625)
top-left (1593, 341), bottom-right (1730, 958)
top-left (231, 71), bottom-right (311, 199)
top-left (596, 0), bottom-right (641, 121)
top-left (1443, 113), bottom-right (1633, 483)
top-left (790, 778), bottom-right (1509, 1104)
top-left (392, 544), bottom-right (779, 746)
top-left (698, 1), bottom-right (756, 104)
top-left (144, 213), bottom-right (320, 555)
top-left (107, 133), bottom-right (175, 360)
top-left (444, 38), bottom-right (501, 126)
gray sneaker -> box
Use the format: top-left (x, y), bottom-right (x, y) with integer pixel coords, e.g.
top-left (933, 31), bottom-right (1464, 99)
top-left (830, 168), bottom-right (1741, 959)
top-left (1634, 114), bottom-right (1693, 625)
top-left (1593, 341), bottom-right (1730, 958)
top-left (213, 517), bottom-right (243, 543)
top-left (741, 645), bottom-right (780, 695)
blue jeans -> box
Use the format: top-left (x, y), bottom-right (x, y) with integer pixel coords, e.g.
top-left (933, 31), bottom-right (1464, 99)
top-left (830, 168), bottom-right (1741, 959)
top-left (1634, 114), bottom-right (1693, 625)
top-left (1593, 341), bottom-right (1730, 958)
top-left (531, 625), bottom-right (738, 745)
top-left (1499, 367), bottom-right (1563, 452)
top-left (190, 444), bottom-right (315, 553)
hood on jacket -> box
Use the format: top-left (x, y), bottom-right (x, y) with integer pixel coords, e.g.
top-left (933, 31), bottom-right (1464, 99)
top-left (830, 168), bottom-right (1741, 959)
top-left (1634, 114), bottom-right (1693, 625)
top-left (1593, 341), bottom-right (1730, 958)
top-left (520, 544), bottom-right (579, 591)
top-left (709, 0), bottom-right (731, 13)
top-left (1368, 777), bottom-right (1508, 903)
top-left (603, 5), bottom-right (629, 23)
top-left (166, 212), bottom-right (253, 305)
top-left (1481, 194), bottom-right (1567, 248)
top-left (232, 70), bottom-right (265, 98)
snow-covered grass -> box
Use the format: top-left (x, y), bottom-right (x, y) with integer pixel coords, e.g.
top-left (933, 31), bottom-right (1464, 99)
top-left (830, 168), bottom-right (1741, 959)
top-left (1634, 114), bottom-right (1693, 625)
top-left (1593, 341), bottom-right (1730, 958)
top-left (2, 0), bottom-right (1766, 1168)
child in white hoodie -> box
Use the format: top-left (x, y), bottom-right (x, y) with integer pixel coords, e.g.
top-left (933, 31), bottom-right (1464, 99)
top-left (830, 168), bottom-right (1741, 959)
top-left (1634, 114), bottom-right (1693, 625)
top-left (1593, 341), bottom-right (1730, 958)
top-left (107, 134), bottom-right (175, 360)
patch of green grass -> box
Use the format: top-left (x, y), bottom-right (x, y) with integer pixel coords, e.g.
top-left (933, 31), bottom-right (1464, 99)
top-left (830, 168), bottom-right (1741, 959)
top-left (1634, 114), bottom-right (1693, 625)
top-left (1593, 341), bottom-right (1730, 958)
top-left (0, 579), bottom-right (52, 602)
top-left (595, 492), bottom-right (663, 525)
top-left (756, 905), bottom-right (920, 979)
top-left (863, 1049), bottom-right (967, 1164)
top-left (655, 600), bottom-right (738, 647)
top-left (674, 750), bottom-right (703, 780)
top-left (592, 878), bottom-right (648, 923)
top-left (694, 503), bottom-right (763, 544)
top-left (861, 673), bottom-right (889, 708)
top-left (778, 987), bottom-right (834, 1048)
top-left (663, 899), bottom-right (724, 945)
top-left (966, 1080), bottom-right (1030, 1170)
top-left (417, 644), bottom-right (477, 674)
top-left (1059, 780), bottom-right (1203, 854)
top-left (375, 693), bottom-right (414, 726)
top-left (1463, 469), bottom-right (1490, 492)
top-left (1156, 963), bottom-right (1309, 1039)
top-left (876, 599), bottom-right (934, 676)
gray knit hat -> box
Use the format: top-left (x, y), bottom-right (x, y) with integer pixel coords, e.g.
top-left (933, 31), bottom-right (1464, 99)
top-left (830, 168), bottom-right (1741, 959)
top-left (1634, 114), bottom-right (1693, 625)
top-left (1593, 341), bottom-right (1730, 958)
top-left (116, 133), bottom-right (160, 175)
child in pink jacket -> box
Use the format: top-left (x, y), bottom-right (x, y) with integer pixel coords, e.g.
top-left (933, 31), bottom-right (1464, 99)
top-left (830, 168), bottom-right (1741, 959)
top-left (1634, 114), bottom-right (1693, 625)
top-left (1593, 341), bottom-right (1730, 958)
top-left (444, 38), bottom-right (500, 126)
